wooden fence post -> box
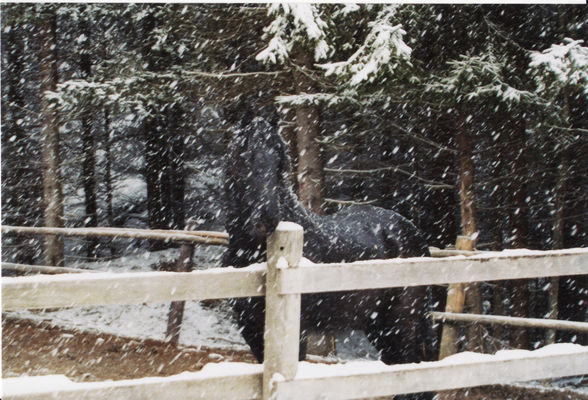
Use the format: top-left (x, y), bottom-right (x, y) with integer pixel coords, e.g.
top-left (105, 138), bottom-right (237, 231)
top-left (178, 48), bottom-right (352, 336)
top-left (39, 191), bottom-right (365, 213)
top-left (263, 222), bottom-right (303, 400)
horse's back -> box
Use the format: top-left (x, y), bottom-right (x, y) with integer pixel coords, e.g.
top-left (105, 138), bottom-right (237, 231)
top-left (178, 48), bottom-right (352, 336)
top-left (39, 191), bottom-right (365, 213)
top-left (319, 205), bottom-right (428, 259)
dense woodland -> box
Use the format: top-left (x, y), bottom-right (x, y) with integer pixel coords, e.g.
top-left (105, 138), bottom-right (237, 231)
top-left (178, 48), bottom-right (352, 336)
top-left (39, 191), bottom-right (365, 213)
top-left (1, 4), bottom-right (587, 347)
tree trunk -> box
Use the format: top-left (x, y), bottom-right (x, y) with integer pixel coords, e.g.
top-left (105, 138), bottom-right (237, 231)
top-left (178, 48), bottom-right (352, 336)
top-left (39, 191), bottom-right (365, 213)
top-left (168, 105), bottom-right (186, 230)
top-left (546, 149), bottom-right (569, 343)
top-left (456, 112), bottom-right (483, 352)
top-left (80, 40), bottom-right (98, 257)
top-left (488, 147), bottom-right (506, 345)
top-left (456, 113), bottom-right (477, 239)
top-left (144, 115), bottom-right (170, 250)
top-left (508, 116), bottom-right (530, 349)
top-left (82, 116), bottom-right (98, 257)
top-left (293, 48), bottom-right (325, 214)
top-left (1, 22), bottom-right (41, 264)
top-left (103, 109), bottom-right (116, 256)
top-left (279, 108), bottom-right (300, 194)
top-left (39, 7), bottom-right (64, 266)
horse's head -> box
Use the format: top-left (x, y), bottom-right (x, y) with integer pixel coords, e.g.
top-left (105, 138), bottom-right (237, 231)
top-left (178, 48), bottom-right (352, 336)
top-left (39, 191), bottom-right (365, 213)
top-left (226, 118), bottom-right (289, 239)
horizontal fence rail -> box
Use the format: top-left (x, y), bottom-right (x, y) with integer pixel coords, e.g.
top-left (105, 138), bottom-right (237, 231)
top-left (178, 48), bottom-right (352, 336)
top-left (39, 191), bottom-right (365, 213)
top-left (2, 265), bottom-right (266, 311)
top-left (3, 363), bottom-right (264, 400)
top-left (1, 262), bottom-right (97, 275)
top-left (279, 248), bottom-right (587, 294)
top-left (4, 345), bottom-right (587, 400)
top-left (1, 225), bottom-right (229, 246)
top-left (275, 344), bottom-right (588, 400)
top-left (3, 248), bottom-right (587, 311)
top-left (431, 311), bottom-right (588, 333)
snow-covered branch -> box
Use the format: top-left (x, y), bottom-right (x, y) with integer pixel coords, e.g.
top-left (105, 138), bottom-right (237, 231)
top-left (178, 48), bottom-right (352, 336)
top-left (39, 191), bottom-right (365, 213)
top-left (318, 6), bottom-right (412, 86)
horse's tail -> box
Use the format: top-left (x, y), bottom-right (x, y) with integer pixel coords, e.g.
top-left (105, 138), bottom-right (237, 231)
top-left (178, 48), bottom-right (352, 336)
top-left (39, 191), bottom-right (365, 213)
top-left (382, 213), bottom-right (430, 258)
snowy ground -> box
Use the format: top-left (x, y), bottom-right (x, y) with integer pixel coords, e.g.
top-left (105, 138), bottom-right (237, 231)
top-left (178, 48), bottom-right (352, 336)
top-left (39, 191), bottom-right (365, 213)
top-left (5, 247), bottom-right (248, 351)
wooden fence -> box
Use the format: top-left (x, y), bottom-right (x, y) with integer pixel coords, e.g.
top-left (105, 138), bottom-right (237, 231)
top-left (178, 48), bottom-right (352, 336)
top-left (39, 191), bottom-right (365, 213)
top-left (3, 222), bottom-right (588, 400)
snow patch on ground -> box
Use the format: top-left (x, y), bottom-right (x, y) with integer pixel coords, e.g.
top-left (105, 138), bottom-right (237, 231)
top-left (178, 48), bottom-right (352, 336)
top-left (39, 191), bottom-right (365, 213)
top-left (6, 247), bottom-right (248, 350)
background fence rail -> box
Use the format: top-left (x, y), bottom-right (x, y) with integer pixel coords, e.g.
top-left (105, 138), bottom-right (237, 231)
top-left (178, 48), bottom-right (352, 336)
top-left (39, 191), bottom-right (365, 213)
top-left (1, 225), bottom-right (229, 245)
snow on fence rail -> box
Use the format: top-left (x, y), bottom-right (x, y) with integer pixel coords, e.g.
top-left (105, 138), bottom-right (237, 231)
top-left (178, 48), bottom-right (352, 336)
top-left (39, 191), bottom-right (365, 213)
top-left (2, 222), bottom-right (588, 400)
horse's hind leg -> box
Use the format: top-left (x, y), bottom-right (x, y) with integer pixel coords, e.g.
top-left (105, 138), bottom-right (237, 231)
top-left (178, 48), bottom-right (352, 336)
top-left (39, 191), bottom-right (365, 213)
top-left (366, 287), bottom-right (426, 364)
top-left (366, 287), bottom-right (434, 400)
top-left (233, 297), bottom-right (309, 363)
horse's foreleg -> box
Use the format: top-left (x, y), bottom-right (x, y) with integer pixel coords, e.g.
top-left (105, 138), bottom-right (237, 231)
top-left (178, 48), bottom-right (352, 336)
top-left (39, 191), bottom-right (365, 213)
top-left (233, 297), bottom-right (266, 362)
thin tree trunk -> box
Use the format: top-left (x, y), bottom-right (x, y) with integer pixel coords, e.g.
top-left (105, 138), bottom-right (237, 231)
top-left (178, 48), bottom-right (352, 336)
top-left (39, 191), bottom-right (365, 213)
top-left (546, 150), bottom-right (569, 343)
top-left (489, 149), bottom-right (506, 346)
top-left (168, 105), bottom-right (186, 230)
top-left (82, 116), bottom-right (98, 257)
top-left (103, 109), bottom-right (116, 257)
top-left (509, 117), bottom-right (530, 349)
top-left (39, 7), bottom-right (64, 266)
top-left (144, 116), bottom-right (170, 251)
top-left (79, 23), bottom-right (98, 258)
top-left (293, 48), bottom-right (325, 214)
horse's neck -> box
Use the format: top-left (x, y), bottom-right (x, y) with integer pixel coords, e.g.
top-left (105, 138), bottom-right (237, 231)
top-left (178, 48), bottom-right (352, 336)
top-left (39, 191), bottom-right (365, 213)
top-left (278, 183), bottom-right (331, 239)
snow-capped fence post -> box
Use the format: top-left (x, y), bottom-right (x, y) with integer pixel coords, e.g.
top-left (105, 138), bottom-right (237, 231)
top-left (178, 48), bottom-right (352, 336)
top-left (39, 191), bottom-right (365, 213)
top-left (263, 222), bottom-right (303, 400)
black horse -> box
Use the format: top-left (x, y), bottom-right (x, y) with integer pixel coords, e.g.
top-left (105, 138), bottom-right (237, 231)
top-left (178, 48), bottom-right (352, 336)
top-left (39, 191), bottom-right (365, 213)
top-left (223, 118), bottom-right (435, 372)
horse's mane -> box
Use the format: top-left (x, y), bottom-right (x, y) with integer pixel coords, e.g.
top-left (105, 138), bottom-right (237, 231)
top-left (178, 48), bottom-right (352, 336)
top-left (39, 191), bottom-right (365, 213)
top-left (226, 117), bottom-right (302, 209)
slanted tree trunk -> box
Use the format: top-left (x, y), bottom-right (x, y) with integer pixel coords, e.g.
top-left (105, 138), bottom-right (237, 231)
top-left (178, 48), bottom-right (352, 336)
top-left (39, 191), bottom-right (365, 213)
top-left (293, 48), bottom-right (325, 214)
top-left (39, 7), bottom-right (64, 266)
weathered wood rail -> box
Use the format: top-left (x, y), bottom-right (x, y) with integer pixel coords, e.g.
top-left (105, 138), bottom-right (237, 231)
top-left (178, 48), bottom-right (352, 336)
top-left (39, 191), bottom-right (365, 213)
top-left (1, 224), bottom-right (472, 257)
top-left (3, 222), bottom-right (588, 400)
top-left (1, 225), bottom-right (229, 246)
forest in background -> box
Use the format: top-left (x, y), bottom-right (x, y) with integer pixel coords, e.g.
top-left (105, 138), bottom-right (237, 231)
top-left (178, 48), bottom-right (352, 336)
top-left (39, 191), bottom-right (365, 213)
top-left (1, 4), bottom-right (586, 347)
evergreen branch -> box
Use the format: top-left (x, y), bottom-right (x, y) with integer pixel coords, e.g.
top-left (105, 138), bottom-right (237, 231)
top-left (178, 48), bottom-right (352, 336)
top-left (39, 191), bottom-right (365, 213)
top-left (182, 69), bottom-right (287, 79)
